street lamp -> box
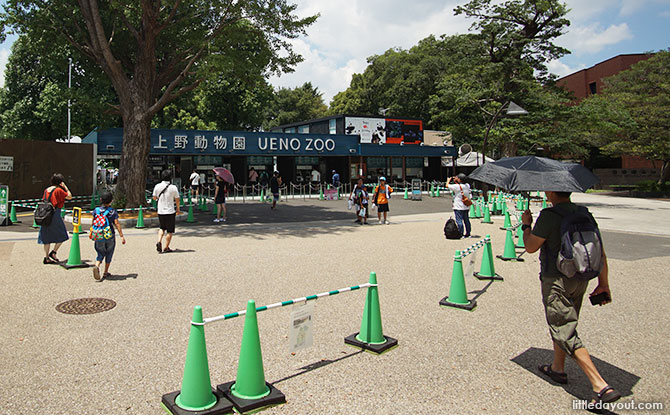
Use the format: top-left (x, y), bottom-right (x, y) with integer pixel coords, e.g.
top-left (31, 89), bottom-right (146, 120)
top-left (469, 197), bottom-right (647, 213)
top-left (479, 100), bottom-right (528, 165)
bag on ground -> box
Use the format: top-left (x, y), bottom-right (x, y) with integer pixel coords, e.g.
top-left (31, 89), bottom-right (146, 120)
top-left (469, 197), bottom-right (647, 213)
top-left (34, 190), bottom-right (56, 226)
top-left (89, 207), bottom-right (113, 241)
top-left (555, 206), bottom-right (603, 280)
top-left (444, 218), bottom-right (462, 240)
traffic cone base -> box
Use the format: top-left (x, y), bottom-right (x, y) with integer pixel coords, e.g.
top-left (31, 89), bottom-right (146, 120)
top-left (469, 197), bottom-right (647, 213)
top-left (473, 271), bottom-right (504, 281)
top-left (161, 389), bottom-right (233, 415)
top-left (439, 296), bottom-right (476, 311)
top-left (218, 381), bottom-right (285, 413)
top-left (61, 232), bottom-right (90, 269)
top-left (496, 254), bottom-right (525, 262)
top-left (439, 250), bottom-right (477, 311)
top-left (481, 207), bottom-right (493, 224)
top-left (344, 333), bottom-right (398, 354)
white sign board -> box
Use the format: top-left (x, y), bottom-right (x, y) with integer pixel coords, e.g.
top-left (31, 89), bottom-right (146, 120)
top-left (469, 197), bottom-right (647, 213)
top-left (0, 156), bottom-right (13, 172)
top-left (288, 302), bottom-right (314, 353)
top-left (344, 117), bottom-right (386, 144)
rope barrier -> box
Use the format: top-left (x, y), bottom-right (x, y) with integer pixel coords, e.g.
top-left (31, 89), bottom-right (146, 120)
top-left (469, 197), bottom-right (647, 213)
top-left (456, 236), bottom-right (490, 260)
top-left (194, 282), bottom-right (377, 325)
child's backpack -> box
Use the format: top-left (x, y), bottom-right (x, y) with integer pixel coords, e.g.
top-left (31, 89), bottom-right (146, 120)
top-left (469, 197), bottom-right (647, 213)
top-left (89, 207), bottom-right (113, 241)
top-left (554, 205), bottom-right (604, 280)
top-left (444, 218), bottom-right (462, 240)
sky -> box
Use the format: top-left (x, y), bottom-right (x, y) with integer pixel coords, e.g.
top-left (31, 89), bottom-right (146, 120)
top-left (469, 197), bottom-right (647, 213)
top-left (1, 0), bottom-right (669, 104)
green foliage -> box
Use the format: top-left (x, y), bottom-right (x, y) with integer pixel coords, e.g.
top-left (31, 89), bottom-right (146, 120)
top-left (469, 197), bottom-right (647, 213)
top-left (634, 180), bottom-right (670, 193)
top-left (265, 82), bottom-right (328, 129)
top-left (575, 51), bottom-right (670, 182)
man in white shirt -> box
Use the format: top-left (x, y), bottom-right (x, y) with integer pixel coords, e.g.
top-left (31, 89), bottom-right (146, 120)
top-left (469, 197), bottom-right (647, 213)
top-left (311, 169), bottom-right (321, 183)
top-left (152, 170), bottom-right (181, 253)
top-left (446, 173), bottom-right (472, 238)
top-left (189, 169), bottom-right (201, 198)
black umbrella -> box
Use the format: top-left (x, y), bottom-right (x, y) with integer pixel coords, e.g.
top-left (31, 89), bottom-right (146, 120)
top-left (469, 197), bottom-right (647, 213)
top-left (467, 156), bottom-right (598, 192)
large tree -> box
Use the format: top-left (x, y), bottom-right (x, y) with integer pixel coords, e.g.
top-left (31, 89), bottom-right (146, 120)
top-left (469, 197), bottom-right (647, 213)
top-left (2, 0), bottom-right (316, 206)
top-left (575, 51), bottom-right (670, 183)
top-left (265, 82), bottom-right (328, 129)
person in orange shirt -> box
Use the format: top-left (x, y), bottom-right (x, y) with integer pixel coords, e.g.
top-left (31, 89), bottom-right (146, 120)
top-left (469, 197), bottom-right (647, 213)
top-left (373, 177), bottom-right (393, 225)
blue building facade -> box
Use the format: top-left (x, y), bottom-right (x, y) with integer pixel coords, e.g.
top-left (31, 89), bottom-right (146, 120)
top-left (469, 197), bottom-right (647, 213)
top-left (84, 128), bottom-right (455, 188)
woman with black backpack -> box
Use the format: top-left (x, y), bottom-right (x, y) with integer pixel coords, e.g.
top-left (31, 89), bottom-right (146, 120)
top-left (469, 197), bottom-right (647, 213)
top-left (38, 173), bottom-right (73, 264)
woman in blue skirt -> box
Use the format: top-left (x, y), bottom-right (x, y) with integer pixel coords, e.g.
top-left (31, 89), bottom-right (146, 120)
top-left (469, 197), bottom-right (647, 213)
top-left (38, 173), bottom-right (73, 264)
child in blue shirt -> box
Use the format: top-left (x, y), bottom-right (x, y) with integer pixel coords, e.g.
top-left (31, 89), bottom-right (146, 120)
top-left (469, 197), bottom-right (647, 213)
top-left (92, 191), bottom-right (126, 281)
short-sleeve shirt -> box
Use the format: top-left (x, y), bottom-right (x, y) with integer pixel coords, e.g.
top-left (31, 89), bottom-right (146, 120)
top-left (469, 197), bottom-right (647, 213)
top-left (374, 185), bottom-right (393, 205)
top-left (190, 173), bottom-right (201, 186)
top-left (249, 170), bottom-right (258, 182)
top-left (152, 181), bottom-right (180, 215)
top-left (44, 187), bottom-right (68, 209)
top-left (532, 202), bottom-right (580, 278)
top-left (311, 170), bottom-right (320, 182)
top-left (448, 183), bottom-right (471, 211)
top-left (95, 207), bottom-right (119, 235)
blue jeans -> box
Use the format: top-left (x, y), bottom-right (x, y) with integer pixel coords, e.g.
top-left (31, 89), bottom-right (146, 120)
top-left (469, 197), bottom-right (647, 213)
top-left (94, 238), bottom-right (116, 263)
top-left (454, 209), bottom-right (471, 237)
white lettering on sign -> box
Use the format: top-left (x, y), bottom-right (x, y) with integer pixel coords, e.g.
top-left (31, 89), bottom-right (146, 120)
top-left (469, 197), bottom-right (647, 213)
top-left (154, 135), bottom-right (168, 149)
top-left (233, 136), bottom-right (246, 150)
top-left (325, 139), bottom-right (335, 151)
top-left (258, 136), bottom-right (338, 152)
top-left (279, 138), bottom-right (289, 151)
top-left (258, 137), bottom-right (268, 151)
top-left (0, 156), bottom-right (13, 171)
top-left (213, 135), bottom-right (227, 150)
top-left (313, 139), bottom-right (324, 151)
top-left (289, 138), bottom-right (300, 151)
top-left (174, 135), bottom-right (188, 149)
top-left (305, 138), bottom-right (313, 151)
top-left (194, 135), bottom-right (208, 150)
top-left (269, 137), bottom-right (278, 151)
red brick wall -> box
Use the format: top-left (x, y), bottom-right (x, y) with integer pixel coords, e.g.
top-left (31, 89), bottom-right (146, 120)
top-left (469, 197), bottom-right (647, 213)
top-left (622, 155), bottom-right (662, 169)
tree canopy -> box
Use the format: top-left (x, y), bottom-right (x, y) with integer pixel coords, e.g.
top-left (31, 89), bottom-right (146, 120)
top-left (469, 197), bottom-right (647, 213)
top-left (265, 82), bottom-right (328, 129)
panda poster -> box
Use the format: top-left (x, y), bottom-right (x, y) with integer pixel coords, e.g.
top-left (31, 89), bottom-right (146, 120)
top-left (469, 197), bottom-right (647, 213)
top-left (344, 117), bottom-right (386, 144)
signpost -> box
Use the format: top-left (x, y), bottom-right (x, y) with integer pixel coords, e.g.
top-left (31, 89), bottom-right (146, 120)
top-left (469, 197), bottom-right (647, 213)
top-left (71, 207), bottom-right (81, 233)
top-left (0, 185), bottom-right (8, 226)
top-left (411, 179), bottom-right (422, 201)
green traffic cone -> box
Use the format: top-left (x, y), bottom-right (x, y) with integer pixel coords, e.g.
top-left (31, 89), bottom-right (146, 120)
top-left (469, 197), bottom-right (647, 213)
top-left (474, 234), bottom-right (503, 280)
top-left (404, 187), bottom-right (408, 200)
top-left (496, 229), bottom-right (523, 262)
top-left (345, 272), bottom-right (397, 353)
top-left (481, 206), bottom-right (493, 224)
top-left (136, 206), bottom-right (145, 229)
top-left (436, 185), bottom-right (441, 197)
top-left (65, 232), bottom-right (83, 267)
top-left (186, 204), bottom-right (195, 223)
top-left (187, 191), bottom-right (192, 206)
top-left (230, 300), bottom-right (270, 400)
top-left (516, 224), bottom-right (525, 248)
top-left (32, 216), bottom-right (40, 229)
top-left (542, 197), bottom-right (548, 209)
top-left (439, 250), bottom-right (476, 310)
top-left (500, 210), bottom-right (512, 230)
top-left (468, 203), bottom-right (476, 218)
top-left (174, 306), bottom-right (218, 411)
top-left (10, 202), bottom-right (18, 223)
top-left (318, 188), bottom-right (323, 200)
top-left (474, 202), bottom-right (482, 219)
top-left (61, 208), bottom-right (67, 219)
top-left (502, 199), bottom-right (508, 215)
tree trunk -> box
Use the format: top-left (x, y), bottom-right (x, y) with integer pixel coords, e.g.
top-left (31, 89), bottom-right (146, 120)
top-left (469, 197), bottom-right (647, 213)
top-left (116, 111), bottom-right (151, 207)
top-left (659, 160), bottom-right (670, 185)
top-left (501, 141), bottom-right (518, 158)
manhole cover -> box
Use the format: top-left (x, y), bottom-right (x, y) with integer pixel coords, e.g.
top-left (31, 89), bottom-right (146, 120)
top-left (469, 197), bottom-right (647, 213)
top-left (55, 298), bottom-right (116, 315)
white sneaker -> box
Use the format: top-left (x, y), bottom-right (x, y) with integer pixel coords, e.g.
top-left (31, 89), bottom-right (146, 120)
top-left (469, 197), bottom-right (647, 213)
top-left (385, 220), bottom-right (390, 225)
top-left (378, 220), bottom-right (383, 225)
top-left (213, 218), bottom-right (220, 223)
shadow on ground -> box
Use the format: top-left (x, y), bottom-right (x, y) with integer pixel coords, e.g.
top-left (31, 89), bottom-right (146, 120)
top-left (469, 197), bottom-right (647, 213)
top-left (273, 350), bottom-right (364, 385)
top-left (511, 347), bottom-right (640, 406)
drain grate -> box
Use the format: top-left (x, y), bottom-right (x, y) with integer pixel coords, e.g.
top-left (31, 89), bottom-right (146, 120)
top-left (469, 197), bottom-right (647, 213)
top-left (55, 298), bottom-right (116, 315)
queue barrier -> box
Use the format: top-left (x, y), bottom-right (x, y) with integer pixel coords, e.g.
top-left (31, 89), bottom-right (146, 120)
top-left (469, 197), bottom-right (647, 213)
top-left (162, 272), bottom-right (397, 415)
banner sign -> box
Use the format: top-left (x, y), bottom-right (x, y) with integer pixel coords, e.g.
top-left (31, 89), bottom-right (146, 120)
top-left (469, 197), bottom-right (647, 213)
top-left (344, 117), bottom-right (386, 144)
top-left (0, 156), bottom-right (13, 171)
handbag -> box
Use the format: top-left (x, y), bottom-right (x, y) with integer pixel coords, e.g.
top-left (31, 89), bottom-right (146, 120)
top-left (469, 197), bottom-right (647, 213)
top-left (34, 188), bottom-right (56, 226)
top-left (459, 183), bottom-right (473, 207)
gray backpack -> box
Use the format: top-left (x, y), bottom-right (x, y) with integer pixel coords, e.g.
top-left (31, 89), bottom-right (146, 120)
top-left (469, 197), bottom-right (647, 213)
top-left (553, 205), bottom-right (603, 280)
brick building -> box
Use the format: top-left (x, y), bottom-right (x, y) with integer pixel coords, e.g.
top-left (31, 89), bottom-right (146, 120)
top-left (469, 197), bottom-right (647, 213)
top-left (557, 53), bottom-right (659, 183)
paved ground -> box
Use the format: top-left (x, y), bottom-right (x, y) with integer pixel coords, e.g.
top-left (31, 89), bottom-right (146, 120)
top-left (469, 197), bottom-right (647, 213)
top-left (0, 193), bottom-right (668, 414)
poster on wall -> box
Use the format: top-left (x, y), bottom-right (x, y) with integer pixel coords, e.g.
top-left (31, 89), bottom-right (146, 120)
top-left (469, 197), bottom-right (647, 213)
top-left (344, 117), bottom-right (386, 144)
top-left (385, 119), bottom-right (423, 144)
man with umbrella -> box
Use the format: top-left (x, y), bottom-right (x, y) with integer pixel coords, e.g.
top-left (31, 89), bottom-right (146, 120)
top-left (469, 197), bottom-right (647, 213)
top-left (470, 156), bottom-right (621, 406)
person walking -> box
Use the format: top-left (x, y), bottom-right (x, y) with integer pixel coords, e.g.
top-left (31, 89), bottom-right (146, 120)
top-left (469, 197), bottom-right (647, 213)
top-left (522, 191), bottom-right (621, 407)
top-left (372, 177), bottom-right (393, 225)
top-left (446, 173), bottom-right (472, 238)
top-left (248, 167), bottom-right (258, 194)
top-left (90, 191), bottom-right (126, 280)
top-left (38, 173), bottom-right (73, 264)
top-left (152, 170), bottom-right (181, 253)
top-left (270, 171), bottom-right (282, 210)
top-left (213, 174), bottom-right (227, 222)
top-left (349, 178), bottom-right (368, 224)
top-left (189, 169), bottom-right (201, 198)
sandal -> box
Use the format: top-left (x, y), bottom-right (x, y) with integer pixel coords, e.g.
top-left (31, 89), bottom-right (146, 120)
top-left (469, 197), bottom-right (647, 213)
top-left (49, 250), bottom-right (59, 262)
top-left (156, 242), bottom-right (162, 253)
top-left (43, 257), bottom-right (56, 265)
top-left (538, 364), bottom-right (568, 384)
top-left (592, 385), bottom-right (621, 405)
top-left (163, 247), bottom-right (173, 253)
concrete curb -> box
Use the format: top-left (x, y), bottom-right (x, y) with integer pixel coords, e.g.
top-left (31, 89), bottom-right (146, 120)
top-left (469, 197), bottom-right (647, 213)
top-left (64, 212), bottom-right (188, 227)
